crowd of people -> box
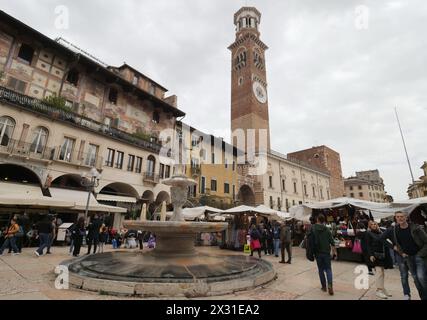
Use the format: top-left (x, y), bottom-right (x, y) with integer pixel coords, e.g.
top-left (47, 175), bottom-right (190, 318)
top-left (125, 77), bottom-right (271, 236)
top-left (305, 211), bottom-right (427, 300)
top-left (2, 209), bottom-right (426, 300)
top-left (66, 215), bottom-right (156, 257)
top-left (248, 218), bottom-right (294, 264)
top-left (0, 213), bottom-right (156, 258)
top-left (0, 213), bottom-right (61, 256)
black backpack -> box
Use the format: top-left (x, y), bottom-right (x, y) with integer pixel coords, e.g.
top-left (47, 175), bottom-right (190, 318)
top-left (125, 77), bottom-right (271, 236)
top-left (305, 230), bottom-right (317, 262)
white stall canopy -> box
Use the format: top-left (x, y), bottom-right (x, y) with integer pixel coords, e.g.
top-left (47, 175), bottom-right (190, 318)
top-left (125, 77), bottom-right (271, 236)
top-left (289, 197), bottom-right (402, 223)
top-left (165, 206), bottom-right (224, 221)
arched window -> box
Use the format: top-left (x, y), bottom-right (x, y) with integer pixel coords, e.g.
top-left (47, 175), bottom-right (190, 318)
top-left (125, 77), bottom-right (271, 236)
top-left (147, 155), bottom-right (156, 175)
top-left (0, 116), bottom-right (16, 147)
top-left (30, 127), bottom-right (49, 154)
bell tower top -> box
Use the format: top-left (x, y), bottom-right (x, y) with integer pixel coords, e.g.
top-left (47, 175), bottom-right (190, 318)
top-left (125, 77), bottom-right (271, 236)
top-left (234, 7), bottom-right (262, 37)
top-left (229, 7), bottom-right (271, 153)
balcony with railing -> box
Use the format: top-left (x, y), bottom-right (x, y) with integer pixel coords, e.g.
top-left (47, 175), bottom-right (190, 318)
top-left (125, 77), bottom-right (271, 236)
top-left (50, 147), bottom-right (103, 170)
top-left (0, 85), bottom-right (163, 154)
top-left (0, 138), bottom-right (55, 162)
top-left (143, 172), bottom-right (160, 184)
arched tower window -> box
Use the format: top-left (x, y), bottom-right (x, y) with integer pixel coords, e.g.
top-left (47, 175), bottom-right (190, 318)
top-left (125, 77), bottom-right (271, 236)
top-left (234, 49), bottom-right (247, 71)
top-left (253, 49), bottom-right (264, 70)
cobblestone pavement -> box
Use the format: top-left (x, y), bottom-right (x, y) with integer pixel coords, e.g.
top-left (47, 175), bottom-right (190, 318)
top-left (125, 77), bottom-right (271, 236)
top-left (0, 246), bottom-right (420, 300)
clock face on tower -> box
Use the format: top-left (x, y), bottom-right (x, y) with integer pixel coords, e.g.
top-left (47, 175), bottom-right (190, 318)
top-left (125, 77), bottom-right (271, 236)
top-left (252, 81), bottom-right (267, 104)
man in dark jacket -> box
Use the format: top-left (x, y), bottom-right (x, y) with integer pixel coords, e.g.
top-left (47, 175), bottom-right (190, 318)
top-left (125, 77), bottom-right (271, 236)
top-left (279, 222), bottom-right (292, 264)
top-left (35, 215), bottom-right (53, 257)
top-left (271, 222), bottom-right (281, 257)
top-left (86, 214), bottom-right (102, 254)
top-left (312, 214), bottom-right (335, 295)
top-left (380, 211), bottom-right (427, 300)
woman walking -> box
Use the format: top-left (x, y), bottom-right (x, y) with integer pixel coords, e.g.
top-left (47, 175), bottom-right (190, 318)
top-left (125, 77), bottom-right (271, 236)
top-left (366, 220), bottom-right (393, 299)
top-left (249, 224), bottom-right (262, 259)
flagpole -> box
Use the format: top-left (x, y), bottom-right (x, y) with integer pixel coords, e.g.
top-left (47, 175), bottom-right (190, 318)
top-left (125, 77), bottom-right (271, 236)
top-left (395, 107), bottom-right (417, 197)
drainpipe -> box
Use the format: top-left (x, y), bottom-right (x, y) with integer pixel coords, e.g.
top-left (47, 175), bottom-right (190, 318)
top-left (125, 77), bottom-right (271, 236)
top-left (300, 166), bottom-right (305, 203)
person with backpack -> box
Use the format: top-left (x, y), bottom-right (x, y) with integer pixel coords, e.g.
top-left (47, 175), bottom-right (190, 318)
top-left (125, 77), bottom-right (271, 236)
top-left (310, 214), bottom-right (335, 295)
top-left (0, 218), bottom-right (20, 256)
top-left (34, 215), bottom-right (53, 257)
top-left (380, 211), bottom-right (427, 300)
top-left (249, 224), bottom-right (262, 259)
top-left (366, 220), bottom-right (393, 299)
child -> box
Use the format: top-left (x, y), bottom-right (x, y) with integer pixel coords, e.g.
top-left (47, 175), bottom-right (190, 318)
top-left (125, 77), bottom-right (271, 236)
top-left (148, 233), bottom-right (156, 249)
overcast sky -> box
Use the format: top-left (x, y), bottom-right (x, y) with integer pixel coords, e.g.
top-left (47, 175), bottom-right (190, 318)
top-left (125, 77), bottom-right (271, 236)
top-left (1, 0), bottom-right (426, 200)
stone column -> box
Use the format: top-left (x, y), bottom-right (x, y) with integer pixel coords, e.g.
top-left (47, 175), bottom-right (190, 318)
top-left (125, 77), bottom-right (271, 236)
top-left (18, 123), bottom-right (30, 148)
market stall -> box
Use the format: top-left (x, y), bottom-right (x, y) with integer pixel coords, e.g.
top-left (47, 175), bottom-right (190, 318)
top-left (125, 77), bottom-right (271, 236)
top-left (289, 198), bottom-right (396, 263)
top-left (220, 205), bottom-right (282, 250)
top-left (390, 197), bottom-right (427, 229)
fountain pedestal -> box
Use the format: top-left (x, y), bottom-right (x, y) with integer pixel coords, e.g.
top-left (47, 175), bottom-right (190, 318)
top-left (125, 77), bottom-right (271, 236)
top-left (124, 220), bottom-right (228, 257)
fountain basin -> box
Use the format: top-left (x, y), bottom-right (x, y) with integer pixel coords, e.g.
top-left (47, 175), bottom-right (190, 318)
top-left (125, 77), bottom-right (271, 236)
top-left (63, 250), bottom-right (276, 298)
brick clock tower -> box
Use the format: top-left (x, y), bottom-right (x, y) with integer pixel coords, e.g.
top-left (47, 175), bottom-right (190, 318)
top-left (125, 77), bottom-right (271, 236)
top-left (229, 7), bottom-right (271, 153)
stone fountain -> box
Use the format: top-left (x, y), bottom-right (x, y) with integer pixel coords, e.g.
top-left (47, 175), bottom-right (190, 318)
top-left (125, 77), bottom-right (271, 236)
top-left (62, 169), bottom-right (276, 297)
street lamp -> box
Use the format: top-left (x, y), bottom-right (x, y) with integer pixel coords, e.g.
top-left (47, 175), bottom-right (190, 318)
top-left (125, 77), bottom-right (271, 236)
top-left (81, 167), bottom-right (101, 222)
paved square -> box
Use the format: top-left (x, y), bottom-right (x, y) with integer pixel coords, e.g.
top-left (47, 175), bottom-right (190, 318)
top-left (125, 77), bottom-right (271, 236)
top-left (0, 246), bottom-right (420, 300)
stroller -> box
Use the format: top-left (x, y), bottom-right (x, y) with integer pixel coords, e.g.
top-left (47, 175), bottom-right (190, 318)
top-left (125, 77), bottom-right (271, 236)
top-left (124, 230), bottom-right (138, 249)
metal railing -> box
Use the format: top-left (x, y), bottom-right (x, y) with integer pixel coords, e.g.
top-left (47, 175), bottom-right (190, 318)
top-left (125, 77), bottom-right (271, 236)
top-left (143, 172), bottom-right (160, 184)
top-left (0, 86), bottom-right (162, 153)
top-left (0, 138), bottom-right (55, 161)
top-left (51, 147), bottom-right (103, 170)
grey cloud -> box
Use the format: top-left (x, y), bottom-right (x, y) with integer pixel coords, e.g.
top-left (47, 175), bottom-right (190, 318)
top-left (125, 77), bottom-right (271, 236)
top-left (1, 0), bottom-right (425, 199)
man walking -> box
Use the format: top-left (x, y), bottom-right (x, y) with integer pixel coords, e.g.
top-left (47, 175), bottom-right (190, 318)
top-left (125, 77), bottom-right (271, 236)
top-left (86, 214), bottom-right (102, 254)
top-left (312, 214), bottom-right (335, 295)
top-left (46, 215), bottom-right (57, 254)
top-left (381, 211), bottom-right (427, 300)
top-left (279, 221), bottom-right (292, 264)
top-left (34, 215), bottom-right (53, 257)
top-left (272, 222), bottom-right (281, 258)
